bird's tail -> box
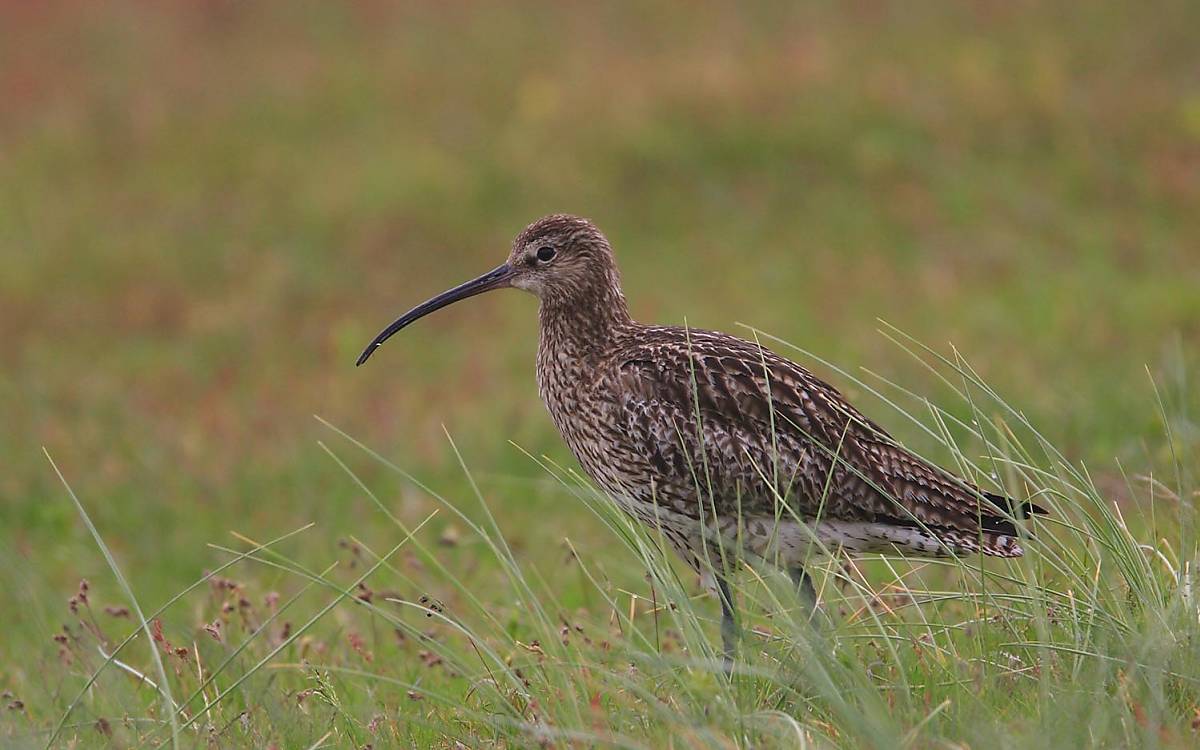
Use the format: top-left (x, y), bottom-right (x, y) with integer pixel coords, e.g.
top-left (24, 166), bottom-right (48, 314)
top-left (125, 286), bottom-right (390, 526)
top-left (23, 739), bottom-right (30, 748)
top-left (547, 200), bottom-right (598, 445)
top-left (967, 492), bottom-right (1047, 557)
top-left (890, 492), bottom-right (1047, 558)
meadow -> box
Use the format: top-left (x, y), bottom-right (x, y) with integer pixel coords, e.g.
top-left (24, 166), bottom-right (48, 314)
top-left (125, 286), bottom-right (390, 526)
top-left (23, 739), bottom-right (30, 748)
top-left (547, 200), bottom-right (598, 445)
top-left (2, 2), bottom-right (1199, 747)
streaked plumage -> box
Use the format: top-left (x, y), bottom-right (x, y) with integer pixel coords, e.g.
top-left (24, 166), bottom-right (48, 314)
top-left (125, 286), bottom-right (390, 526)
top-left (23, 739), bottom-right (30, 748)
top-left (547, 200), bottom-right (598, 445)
top-left (541, 323), bottom-right (1029, 564)
top-left (358, 213), bottom-right (1041, 663)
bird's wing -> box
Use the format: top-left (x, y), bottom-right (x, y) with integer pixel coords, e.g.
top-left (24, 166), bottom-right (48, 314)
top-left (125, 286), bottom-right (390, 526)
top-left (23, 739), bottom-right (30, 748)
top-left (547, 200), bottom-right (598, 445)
top-left (608, 328), bottom-right (1033, 538)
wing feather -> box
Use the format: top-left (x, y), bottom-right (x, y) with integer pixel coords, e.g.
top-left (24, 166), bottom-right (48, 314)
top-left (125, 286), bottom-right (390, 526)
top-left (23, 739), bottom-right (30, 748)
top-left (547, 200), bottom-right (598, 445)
top-left (606, 327), bottom-right (1037, 546)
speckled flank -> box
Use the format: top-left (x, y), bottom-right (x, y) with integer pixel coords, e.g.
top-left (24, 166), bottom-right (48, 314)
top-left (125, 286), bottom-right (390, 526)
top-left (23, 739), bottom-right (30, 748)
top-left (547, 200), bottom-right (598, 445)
top-left (516, 214), bottom-right (1034, 572)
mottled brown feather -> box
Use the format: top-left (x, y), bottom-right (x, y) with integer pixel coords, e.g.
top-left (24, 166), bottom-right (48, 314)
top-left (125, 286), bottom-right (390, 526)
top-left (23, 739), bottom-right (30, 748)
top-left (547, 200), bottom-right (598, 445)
top-left (515, 215), bottom-right (1038, 566)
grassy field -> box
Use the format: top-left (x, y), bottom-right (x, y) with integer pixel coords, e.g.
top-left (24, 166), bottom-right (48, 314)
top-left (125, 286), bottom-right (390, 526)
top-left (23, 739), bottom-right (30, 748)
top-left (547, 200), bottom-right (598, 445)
top-left (2, 2), bottom-right (1199, 747)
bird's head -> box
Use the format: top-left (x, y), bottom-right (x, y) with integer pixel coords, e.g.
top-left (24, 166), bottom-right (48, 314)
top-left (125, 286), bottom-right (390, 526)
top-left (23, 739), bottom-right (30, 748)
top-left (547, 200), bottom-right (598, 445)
top-left (356, 214), bottom-right (624, 366)
top-left (505, 214), bottom-right (619, 301)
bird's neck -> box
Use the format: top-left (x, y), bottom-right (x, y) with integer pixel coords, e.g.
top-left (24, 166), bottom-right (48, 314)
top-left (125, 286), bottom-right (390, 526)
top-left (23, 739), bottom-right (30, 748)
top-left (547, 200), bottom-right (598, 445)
top-left (537, 278), bottom-right (633, 366)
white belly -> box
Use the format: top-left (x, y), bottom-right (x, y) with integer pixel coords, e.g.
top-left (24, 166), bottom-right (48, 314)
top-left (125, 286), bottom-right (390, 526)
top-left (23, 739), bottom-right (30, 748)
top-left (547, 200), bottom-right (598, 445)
top-left (609, 495), bottom-right (954, 568)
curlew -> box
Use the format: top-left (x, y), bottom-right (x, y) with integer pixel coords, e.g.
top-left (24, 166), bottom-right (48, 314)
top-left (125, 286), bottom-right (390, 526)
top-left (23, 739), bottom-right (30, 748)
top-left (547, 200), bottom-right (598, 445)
top-left (357, 214), bottom-right (1041, 666)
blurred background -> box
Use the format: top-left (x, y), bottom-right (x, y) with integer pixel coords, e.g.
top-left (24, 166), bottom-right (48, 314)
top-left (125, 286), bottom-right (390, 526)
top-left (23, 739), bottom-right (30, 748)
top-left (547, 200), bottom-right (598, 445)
top-left (2, 0), bottom-right (1198, 696)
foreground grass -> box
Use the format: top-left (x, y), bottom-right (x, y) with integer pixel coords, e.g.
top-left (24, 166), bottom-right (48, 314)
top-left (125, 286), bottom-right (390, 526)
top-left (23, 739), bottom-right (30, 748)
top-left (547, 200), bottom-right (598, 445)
top-left (3, 1), bottom-right (1199, 747)
top-left (7, 341), bottom-right (1197, 748)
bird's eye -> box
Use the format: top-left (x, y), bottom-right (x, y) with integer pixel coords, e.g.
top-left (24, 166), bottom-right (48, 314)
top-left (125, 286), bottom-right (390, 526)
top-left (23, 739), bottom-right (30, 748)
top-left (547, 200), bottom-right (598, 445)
top-left (536, 246), bottom-right (557, 262)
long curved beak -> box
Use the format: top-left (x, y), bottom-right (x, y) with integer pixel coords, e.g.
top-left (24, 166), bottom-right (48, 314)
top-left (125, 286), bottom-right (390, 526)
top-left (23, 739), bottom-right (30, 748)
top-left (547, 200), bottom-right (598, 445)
top-left (356, 263), bottom-right (514, 366)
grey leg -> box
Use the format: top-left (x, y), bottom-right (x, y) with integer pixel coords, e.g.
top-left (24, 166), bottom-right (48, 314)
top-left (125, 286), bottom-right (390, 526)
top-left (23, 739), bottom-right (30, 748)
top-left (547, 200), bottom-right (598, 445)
top-left (715, 574), bottom-right (738, 674)
top-left (789, 565), bottom-right (818, 619)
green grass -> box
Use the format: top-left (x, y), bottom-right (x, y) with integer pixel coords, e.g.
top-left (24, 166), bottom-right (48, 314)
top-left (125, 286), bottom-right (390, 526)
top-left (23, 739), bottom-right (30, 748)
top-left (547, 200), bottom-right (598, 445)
top-left (2, 1), bottom-right (1199, 747)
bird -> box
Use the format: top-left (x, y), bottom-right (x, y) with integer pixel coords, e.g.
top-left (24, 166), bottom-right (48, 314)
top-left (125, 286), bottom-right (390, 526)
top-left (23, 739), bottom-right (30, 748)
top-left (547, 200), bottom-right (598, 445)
top-left (357, 214), bottom-right (1042, 668)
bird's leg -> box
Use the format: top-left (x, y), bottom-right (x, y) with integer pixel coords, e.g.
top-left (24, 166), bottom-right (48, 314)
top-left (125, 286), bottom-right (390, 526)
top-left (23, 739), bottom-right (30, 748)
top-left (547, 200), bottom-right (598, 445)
top-left (789, 565), bottom-right (818, 621)
top-left (715, 574), bottom-right (738, 674)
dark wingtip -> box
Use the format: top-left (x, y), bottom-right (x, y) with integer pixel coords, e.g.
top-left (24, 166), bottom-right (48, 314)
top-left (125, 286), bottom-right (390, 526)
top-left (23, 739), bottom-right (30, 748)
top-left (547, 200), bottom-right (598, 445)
top-left (985, 492), bottom-right (1049, 515)
top-left (980, 491), bottom-right (1049, 535)
top-left (985, 491), bottom-right (1049, 518)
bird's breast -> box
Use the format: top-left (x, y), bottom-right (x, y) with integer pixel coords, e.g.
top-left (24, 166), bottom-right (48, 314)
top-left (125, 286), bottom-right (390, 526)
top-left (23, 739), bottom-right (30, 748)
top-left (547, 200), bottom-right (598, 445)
top-left (536, 345), bottom-right (641, 495)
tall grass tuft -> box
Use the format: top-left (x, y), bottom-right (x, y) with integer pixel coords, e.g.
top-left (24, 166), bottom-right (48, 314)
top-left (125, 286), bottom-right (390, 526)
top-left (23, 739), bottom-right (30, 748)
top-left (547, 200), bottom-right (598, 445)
top-left (30, 333), bottom-right (1198, 748)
